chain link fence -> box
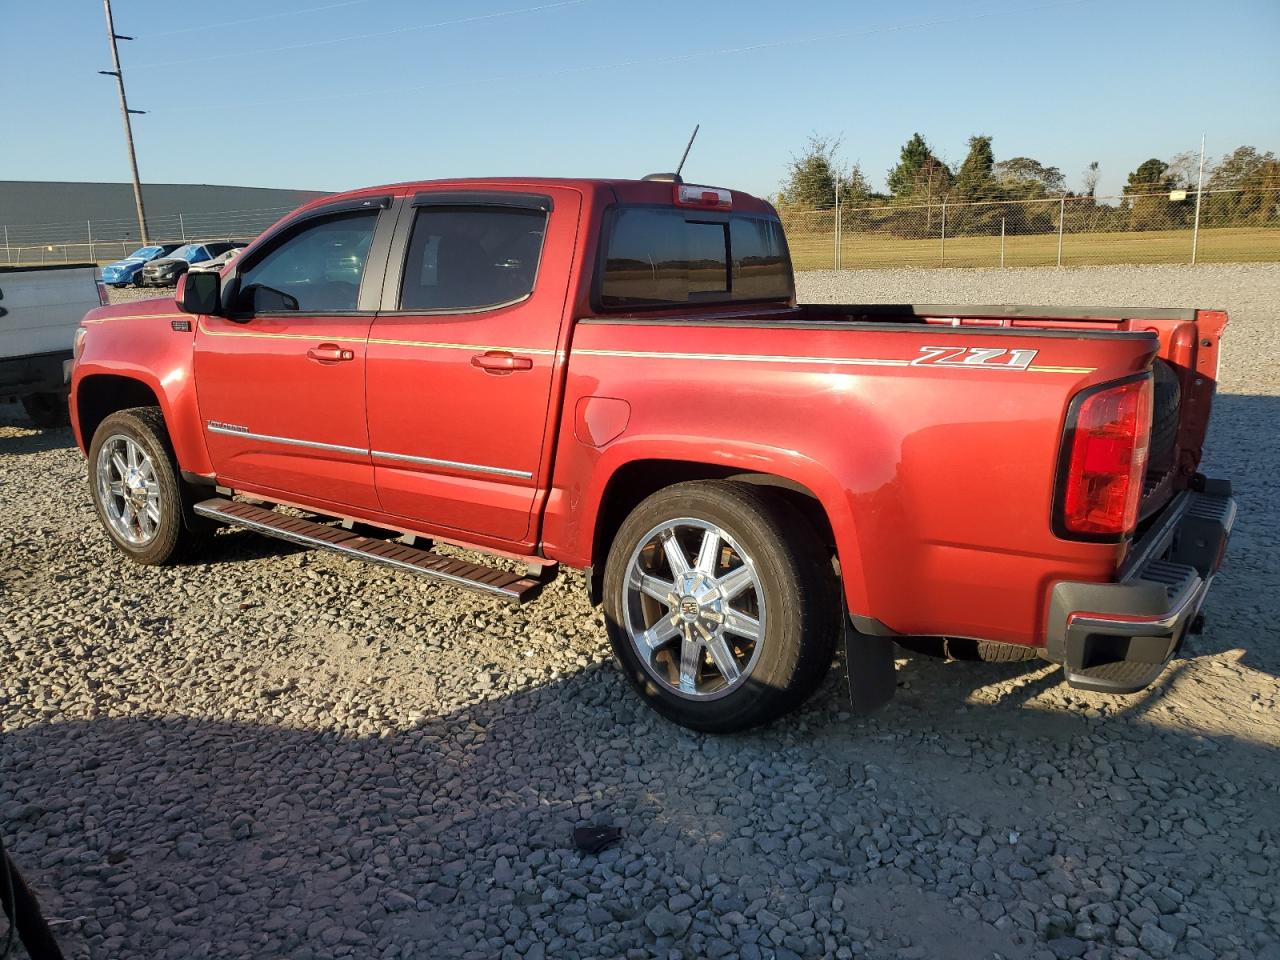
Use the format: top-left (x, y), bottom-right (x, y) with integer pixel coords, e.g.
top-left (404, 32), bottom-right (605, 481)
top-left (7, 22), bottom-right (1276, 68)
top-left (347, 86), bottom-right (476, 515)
top-left (780, 187), bottom-right (1280, 271)
top-left (0, 205), bottom-right (295, 267)
top-left (2, 187), bottom-right (1278, 270)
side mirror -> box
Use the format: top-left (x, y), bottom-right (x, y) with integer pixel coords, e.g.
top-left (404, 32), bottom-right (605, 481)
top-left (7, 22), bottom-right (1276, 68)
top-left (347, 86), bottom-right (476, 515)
top-left (179, 270), bottom-right (222, 315)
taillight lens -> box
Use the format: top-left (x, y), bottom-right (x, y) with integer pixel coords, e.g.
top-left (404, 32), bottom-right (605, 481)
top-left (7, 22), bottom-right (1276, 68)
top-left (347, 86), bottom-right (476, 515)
top-left (1057, 376), bottom-right (1153, 538)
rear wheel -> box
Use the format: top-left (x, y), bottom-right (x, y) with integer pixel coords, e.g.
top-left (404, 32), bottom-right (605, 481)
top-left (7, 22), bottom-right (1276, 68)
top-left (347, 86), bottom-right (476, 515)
top-left (21, 392), bottom-right (70, 428)
top-left (88, 407), bottom-right (202, 565)
top-left (603, 481), bottom-right (840, 733)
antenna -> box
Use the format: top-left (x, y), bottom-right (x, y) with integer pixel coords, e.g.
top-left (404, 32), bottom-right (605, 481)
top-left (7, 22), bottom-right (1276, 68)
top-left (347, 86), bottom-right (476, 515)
top-left (675, 124), bottom-right (700, 178)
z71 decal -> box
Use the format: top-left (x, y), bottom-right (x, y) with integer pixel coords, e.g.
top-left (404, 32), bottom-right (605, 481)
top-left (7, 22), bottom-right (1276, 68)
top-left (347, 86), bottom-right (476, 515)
top-left (912, 345), bottom-right (1039, 370)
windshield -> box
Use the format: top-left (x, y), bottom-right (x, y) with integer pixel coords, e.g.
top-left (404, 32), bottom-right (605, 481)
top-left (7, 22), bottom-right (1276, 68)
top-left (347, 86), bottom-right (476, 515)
top-left (127, 246), bottom-right (163, 260)
top-left (167, 244), bottom-right (204, 262)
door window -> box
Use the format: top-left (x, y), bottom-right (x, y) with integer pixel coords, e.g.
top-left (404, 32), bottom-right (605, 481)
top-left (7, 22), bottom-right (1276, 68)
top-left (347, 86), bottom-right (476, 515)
top-left (399, 206), bottom-right (547, 311)
top-left (237, 210), bottom-right (378, 314)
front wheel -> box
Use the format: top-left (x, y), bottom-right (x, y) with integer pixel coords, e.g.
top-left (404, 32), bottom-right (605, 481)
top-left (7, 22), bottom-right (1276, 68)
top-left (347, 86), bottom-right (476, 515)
top-left (88, 407), bottom-right (201, 565)
top-left (603, 481), bottom-right (840, 733)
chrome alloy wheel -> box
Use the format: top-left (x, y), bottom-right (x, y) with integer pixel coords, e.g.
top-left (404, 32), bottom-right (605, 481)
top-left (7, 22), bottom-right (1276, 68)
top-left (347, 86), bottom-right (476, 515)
top-left (622, 518), bottom-right (766, 700)
top-left (95, 434), bottom-right (163, 546)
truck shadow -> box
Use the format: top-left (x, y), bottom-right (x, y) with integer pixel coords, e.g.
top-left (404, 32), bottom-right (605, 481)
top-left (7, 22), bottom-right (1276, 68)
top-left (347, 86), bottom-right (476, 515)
top-left (0, 420), bottom-right (75, 456)
top-left (3, 641), bottom-right (1277, 959)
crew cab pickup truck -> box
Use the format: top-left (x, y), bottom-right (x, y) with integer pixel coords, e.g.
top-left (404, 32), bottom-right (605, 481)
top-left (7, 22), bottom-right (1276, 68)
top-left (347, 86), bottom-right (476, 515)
top-left (68, 176), bottom-right (1236, 732)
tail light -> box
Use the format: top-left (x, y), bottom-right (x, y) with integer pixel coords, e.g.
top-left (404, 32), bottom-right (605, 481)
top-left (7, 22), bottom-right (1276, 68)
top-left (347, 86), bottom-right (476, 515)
top-left (674, 183), bottom-right (732, 210)
top-left (1055, 375), bottom-right (1153, 540)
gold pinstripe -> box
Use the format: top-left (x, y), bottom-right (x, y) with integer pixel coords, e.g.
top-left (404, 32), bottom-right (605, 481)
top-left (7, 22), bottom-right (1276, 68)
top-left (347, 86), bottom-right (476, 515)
top-left (82, 317), bottom-right (186, 330)
top-left (95, 318), bottom-right (1091, 374)
top-left (196, 320), bottom-right (553, 353)
top-left (574, 347), bottom-right (1094, 375)
top-left (366, 337), bottom-right (555, 355)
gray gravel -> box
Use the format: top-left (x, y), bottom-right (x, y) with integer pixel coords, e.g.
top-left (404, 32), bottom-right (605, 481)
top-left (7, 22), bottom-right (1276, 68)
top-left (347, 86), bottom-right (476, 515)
top-left (2, 264), bottom-right (1278, 960)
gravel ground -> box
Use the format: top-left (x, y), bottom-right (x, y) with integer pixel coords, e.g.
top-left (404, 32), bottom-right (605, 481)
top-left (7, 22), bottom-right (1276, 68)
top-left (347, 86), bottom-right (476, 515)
top-left (2, 264), bottom-right (1278, 960)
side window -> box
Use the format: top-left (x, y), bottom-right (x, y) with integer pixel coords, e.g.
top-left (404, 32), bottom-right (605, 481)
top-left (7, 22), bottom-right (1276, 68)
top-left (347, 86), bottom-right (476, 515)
top-left (237, 210), bottom-right (378, 313)
top-left (399, 206), bottom-right (547, 311)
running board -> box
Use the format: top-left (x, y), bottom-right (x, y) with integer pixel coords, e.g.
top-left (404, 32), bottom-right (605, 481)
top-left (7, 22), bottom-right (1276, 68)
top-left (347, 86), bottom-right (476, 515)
top-left (193, 498), bottom-right (543, 603)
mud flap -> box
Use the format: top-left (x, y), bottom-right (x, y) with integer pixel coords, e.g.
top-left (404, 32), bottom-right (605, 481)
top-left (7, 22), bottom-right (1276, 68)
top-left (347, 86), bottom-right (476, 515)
top-left (844, 618), bottom-right (897, 714)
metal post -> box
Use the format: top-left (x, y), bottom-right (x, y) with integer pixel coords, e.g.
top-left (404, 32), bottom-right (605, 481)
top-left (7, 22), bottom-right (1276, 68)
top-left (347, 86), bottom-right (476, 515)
top-left (833, 178), bottom-right (841, 270)
top-left (1000, 217), bottom-right (1006, 268)
top-left (179, 212), bottom-right (186, 242)
top-left (101, 0), bottom-right (149, 245)
top-left (1056, 196), bottom-right (1065, 267)
top-left (87, 220), bottom-right (95, 263)
top-left (3, 226), bottom-right (9, 265)
top-left (1191, 133), bottom-right (1206, 265)
top-left (940, 201), bottom-right (947, 266)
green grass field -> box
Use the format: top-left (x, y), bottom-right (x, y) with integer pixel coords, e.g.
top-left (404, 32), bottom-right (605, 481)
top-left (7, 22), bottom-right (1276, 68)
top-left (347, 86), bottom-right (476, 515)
top-left (786, 225), bottom-right (1280, 271)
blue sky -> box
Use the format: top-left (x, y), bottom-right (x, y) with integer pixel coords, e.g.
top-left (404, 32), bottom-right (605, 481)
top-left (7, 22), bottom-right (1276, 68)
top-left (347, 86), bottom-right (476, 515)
top-left (3, 0), bottom-right (1278, 200)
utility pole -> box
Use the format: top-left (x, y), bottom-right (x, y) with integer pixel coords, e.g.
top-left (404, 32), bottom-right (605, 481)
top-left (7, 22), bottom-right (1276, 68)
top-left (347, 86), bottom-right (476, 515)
top-left (100, 0), bottom-right (149, 245)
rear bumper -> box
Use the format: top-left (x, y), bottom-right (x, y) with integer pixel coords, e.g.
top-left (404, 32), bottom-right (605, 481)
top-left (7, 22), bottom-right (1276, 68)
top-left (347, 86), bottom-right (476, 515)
top-left (0, 350), bottom-right (73, 398)
top-left (1044, 479), bottom-right (1236, 693)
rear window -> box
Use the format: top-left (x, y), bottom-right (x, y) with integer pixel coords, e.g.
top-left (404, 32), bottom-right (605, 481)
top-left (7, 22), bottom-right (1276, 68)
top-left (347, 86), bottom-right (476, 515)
top-left (598, 207), bottom-right (793, 308)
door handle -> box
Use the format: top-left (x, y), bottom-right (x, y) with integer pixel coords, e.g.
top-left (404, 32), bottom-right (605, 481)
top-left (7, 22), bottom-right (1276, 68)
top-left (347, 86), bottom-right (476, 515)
top-left (307, 343), bottom-right (355, 363)
top-left (471, 350), bottom-right (534, 374)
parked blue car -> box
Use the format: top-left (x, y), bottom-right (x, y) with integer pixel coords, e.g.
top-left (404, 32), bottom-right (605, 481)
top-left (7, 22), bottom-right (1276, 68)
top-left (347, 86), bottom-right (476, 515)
top-left (100, 244), bottom-right (182, 287)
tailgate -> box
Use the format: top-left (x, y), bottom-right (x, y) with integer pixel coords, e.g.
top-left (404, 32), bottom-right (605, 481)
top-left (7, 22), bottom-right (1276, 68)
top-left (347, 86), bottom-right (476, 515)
top-left (0, 264), bottom-right (103, 360)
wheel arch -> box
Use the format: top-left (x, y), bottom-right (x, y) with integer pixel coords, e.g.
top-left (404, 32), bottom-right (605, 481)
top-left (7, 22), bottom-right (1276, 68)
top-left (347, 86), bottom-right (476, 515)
top-left (72, 366), bottom-right (213, 477)
top-left (74, 373), bottom-right (163, 452)
top-left (583, 456), bottom-right (846, 607)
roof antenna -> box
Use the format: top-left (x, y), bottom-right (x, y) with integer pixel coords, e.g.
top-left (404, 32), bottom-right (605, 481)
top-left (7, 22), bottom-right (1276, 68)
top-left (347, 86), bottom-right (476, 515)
top-left (675, 123), bottom-right (700, 178)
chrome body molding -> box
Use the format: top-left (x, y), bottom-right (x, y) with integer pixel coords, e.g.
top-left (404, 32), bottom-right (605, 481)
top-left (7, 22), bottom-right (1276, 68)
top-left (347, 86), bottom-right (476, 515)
top-left (370, 449), bottom-right (533, 480)
top-left (205, 422), bottom-right (530, 478)
top-left (206, 422), bottom-right (368, 456)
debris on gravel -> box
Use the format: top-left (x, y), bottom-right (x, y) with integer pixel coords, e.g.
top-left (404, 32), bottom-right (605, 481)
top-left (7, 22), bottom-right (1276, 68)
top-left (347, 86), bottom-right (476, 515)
top-left (1, 264), bottom-right (1277, 959)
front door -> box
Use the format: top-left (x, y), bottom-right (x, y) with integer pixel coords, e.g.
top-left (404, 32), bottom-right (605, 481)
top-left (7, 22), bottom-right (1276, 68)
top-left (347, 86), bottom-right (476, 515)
top-left (365, 187), bottom-right (580, 542)
top-left (194, 202), bottom-right (389, 511)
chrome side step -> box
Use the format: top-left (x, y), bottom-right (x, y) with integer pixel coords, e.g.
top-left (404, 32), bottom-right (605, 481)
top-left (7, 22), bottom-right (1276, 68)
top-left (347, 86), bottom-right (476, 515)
top-left (193, 497), bottom-right (543, 603)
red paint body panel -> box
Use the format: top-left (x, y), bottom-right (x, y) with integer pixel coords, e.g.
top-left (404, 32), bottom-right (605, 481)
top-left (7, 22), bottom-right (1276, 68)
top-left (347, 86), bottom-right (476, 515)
top-left (72, 301), bottom-right (214, 476)
top-left (537, 319), bottom-right (1159, 644)
top-left (193, 313), bottom-right (379, 510)
top-left (68, 177), bottom-right (1230, 653)
top-left (365, 185), bottom-right (584, 541)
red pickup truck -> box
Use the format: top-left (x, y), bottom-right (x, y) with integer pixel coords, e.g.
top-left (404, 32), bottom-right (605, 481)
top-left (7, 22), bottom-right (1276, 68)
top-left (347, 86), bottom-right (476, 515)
top-left (69, 175), bottom-right (1235, 732)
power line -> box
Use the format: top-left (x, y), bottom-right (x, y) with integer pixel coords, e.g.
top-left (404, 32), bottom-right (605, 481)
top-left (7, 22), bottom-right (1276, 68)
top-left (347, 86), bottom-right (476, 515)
top-left (143, 0), bottom-right (372, 39)
top-left (150, 0), bottom-right (1101, 113)
top-left (131, 0), bottom-right (593, 70)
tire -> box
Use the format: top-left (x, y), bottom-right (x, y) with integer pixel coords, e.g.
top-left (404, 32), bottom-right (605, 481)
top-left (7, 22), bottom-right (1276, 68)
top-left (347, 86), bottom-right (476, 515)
top-left (602, 481), bottom-right (840, 733)
top-left (21, 392), bottom-right (70, 428)
top-left (88, 406), bottom-right (202, 565)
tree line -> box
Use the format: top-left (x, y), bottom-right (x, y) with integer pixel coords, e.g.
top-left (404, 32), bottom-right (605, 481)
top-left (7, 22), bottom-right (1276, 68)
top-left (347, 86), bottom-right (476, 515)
top-left (776, 134), bottom-right (1280, 235)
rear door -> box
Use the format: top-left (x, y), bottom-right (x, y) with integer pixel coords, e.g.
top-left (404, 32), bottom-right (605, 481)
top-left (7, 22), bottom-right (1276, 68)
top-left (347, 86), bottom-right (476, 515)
top-left (365, 186), bottom-right (580, 542)
top-left (193, 197), bottom-right (395, 510)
